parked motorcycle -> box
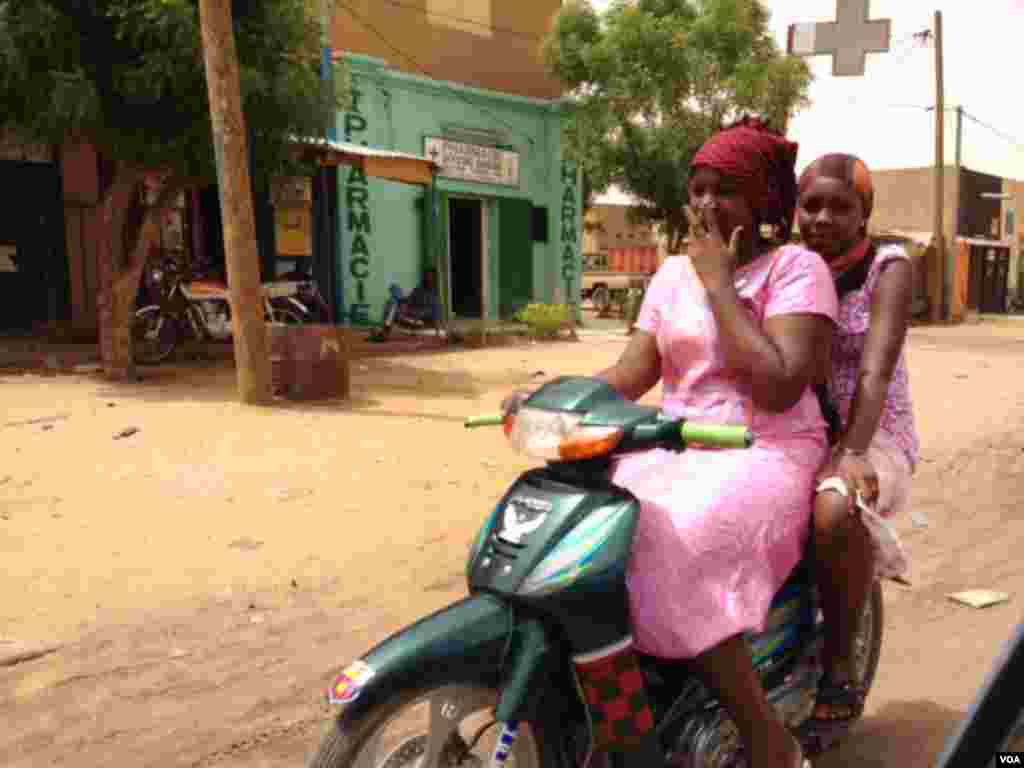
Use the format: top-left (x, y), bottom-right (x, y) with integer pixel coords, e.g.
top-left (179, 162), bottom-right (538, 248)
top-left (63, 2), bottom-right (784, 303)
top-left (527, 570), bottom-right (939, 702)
top-left (306, 376), bottom-right (885, 768)
top-left (279, 265), bottom-right (333, 323)
top-left (132, 261), bottom-right (323, 364)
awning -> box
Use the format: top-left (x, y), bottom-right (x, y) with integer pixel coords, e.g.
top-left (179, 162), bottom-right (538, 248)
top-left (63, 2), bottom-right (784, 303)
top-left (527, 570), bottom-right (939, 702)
top-left (873, 229), bottom-right (936, 247)
top-left (291, 137), bottom-right (437, 187)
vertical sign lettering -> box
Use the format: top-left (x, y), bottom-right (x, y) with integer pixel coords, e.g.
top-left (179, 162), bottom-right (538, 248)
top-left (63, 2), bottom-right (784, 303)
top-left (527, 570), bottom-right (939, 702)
top-left (344, 87), bottom-right (372, 325)
top-left (561, 161), bottom-right (579, 308)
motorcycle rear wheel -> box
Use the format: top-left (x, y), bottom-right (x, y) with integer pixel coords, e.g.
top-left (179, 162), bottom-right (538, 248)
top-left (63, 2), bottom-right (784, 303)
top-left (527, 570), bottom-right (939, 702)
top-left (308, 685), bottom-right (551, 768)
top-left (132, 306), bottom-right (179, 365)
top-left (854, 582), bottom-right (885, 691)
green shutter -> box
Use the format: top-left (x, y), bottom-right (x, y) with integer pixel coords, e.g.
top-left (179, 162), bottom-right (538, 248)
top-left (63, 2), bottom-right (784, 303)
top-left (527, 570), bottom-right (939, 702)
top-left (498, 198), bottom-right (533, 318)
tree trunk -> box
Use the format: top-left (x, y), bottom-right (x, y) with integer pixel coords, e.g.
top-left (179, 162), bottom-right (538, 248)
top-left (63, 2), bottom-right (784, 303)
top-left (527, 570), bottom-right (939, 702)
top-left (96, 167), bottom-right (187, 381)
top-left (97, 172), bottom-right (142, 380)
top-left (199, 0), bottom-right (272, 405)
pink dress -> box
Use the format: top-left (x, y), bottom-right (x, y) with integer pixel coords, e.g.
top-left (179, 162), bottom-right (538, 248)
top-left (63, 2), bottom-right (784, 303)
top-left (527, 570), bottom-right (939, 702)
top-left (612, 245), bottom-right (839, 659)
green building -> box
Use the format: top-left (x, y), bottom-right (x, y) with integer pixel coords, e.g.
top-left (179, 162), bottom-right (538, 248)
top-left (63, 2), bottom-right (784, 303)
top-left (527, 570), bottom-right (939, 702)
top-left (335, 54), bottom-right (581, 326)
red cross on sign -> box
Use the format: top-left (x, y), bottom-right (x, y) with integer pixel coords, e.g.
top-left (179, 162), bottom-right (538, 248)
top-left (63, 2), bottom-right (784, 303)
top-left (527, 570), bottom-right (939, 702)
top-left (787, 0), bottom-right (891, 77)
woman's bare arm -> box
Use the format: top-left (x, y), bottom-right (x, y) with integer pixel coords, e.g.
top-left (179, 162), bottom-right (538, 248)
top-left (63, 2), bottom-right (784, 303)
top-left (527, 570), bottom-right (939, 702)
top-left (705, 282), bottom-right (834, 412)
top-left (595, 329), bottom-right (662, 402)
top-left (837, 258), bottom-right (913, 451)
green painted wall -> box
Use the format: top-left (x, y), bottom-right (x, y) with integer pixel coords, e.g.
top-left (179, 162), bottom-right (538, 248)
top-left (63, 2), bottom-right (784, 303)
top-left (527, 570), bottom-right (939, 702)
top-left (335, 54), bottom-right (580, 325)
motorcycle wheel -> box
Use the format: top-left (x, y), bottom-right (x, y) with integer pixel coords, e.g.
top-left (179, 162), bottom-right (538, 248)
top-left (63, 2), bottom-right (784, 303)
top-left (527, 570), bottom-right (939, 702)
top-left (132, 306), bottom-right (179, 365)
top-left (590, 285), bottom-right (611, 315)
top-left (307, 685), bottom-right (552, 768)
top-left (854, 583), bottom-right (885, 691)
top-left (266, 303), bottom-right (307, 325)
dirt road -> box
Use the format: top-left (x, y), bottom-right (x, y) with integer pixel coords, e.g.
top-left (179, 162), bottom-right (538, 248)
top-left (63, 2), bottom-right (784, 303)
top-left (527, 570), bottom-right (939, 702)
top-left (1, 323), bottom-right (1023, 767)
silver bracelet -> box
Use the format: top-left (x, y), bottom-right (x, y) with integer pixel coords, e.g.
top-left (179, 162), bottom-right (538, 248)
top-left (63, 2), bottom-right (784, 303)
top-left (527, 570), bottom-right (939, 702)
top-left (835, 446), bottom-right (868, 458)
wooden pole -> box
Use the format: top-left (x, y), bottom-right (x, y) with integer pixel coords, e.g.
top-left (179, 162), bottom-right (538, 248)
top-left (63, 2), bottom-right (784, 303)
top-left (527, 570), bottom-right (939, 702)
top-left (198, 0), bottom-right (273, 404)
top-left (933, 10), bottom-right (950, 323)
top-left (954, 104), bottom-right (963, 171)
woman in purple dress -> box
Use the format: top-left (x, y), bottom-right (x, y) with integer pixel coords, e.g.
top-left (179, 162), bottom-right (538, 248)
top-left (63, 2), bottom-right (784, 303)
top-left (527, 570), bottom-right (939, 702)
top-left (796, 154), bottom-right (919, 744)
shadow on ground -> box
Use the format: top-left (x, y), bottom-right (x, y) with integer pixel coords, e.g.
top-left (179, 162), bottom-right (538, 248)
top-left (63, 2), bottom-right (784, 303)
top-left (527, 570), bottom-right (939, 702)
top-left (81, 353), bottom-right (539, 412)
top-left (817, 699), bottom-right (965, 768)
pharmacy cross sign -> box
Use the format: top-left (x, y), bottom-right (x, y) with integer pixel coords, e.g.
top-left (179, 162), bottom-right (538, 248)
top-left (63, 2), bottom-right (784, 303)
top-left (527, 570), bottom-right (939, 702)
top-left (787, 0), bottom-right (891, 77)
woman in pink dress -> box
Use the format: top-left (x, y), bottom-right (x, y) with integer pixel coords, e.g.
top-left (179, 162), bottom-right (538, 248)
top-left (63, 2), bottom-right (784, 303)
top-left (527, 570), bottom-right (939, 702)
top-left (512, 119), bottom-right (838, 768)
top-left (795, 154), bottom-right (919, 742)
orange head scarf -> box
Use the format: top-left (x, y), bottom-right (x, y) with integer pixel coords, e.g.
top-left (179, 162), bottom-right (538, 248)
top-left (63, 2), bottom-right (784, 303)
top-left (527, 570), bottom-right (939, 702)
top-left (799, 153), bottom-right (875, 275)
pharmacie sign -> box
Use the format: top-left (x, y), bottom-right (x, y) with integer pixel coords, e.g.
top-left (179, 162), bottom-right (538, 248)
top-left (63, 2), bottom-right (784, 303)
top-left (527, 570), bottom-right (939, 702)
top-left (424, 137), bottom-right (519, 187)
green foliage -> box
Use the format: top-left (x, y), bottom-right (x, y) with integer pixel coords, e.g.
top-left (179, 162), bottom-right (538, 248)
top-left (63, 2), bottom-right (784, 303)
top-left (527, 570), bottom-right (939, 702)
top-left (515, 303), bottom-right (572, 339)
top-left (0, 0), bottom-right (342, 184)
top-left (544, 0), bottom-right (813, 252)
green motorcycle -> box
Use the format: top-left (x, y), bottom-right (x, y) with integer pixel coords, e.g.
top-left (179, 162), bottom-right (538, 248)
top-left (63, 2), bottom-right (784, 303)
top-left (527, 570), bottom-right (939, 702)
top-left (307, 376), bottom-right (884, 768)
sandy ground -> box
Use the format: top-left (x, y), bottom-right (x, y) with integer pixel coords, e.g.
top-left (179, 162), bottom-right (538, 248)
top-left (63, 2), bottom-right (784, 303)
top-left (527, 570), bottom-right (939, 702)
top-left (1, 320), bottom-right (1023, 767)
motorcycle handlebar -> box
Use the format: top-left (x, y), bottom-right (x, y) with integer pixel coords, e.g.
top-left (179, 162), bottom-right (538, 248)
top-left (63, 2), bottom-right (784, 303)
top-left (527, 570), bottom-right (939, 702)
top-left (679, 422), bottom-right (754, 449)
top-left (464, 415), bottom-right (506, 428)
top-left (464, 413), bottom-right (754, 449)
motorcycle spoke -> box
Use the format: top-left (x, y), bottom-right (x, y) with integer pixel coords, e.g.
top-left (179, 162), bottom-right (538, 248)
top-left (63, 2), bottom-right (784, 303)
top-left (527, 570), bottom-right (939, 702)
top-left (421, 693), bottom-right (463, 768)
top-left (352, 725), bottom-right (387, 768)
top-left (350, 687), bottom-right (507, 768)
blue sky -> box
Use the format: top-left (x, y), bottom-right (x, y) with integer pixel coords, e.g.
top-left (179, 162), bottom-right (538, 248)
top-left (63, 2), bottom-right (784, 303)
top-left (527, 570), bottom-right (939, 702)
top-left (587, 0), bottom-right (1024, 179)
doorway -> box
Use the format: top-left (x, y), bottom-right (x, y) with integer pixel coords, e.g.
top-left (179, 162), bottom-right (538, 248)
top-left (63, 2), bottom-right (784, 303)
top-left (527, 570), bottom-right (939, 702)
top-left (448, 197), bottom-right (484, 319)
top-left (0, 161), bottom-right (67, 333)
top-left (967, 243), bottom-right (1010, 314)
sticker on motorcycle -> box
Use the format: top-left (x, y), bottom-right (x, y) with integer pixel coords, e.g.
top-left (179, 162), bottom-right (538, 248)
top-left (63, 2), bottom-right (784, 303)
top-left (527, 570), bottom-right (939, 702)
top-left (328, 660), bottom-right (375, 705)
top-left (497, 496), bottom-right (551, 545)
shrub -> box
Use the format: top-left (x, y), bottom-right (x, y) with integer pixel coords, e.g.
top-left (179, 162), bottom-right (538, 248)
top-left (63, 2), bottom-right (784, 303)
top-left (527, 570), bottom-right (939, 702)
top-left (515, 303), bottom-right (571, 339)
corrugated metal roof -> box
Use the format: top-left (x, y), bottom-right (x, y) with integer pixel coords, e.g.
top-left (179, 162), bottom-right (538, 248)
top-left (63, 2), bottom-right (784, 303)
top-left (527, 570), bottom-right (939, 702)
top-left (290, 136), bottom-right (436, 166)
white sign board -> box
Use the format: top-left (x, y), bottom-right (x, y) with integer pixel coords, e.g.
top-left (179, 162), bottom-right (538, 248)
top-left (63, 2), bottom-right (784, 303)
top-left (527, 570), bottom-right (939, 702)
top-left (0, 245), bottom-right (17, 272)
top-left (786, 0), bottom-right (891, 77)
top-left (424, 137), bottom-right (519, 187)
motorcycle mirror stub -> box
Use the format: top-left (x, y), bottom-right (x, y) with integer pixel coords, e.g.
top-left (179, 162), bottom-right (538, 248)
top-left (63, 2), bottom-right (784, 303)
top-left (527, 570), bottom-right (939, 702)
top-left (327, 659), bottom-right (376, 706)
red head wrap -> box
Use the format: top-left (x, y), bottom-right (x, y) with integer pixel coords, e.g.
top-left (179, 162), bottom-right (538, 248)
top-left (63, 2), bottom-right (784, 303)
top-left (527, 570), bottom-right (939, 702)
top-left (691, 117), bottom-right (800, 240)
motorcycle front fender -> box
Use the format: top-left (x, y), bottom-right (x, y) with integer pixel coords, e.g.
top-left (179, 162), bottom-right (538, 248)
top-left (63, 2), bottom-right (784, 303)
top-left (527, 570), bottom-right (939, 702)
top-left (332, 593), bottom-right (513, 722)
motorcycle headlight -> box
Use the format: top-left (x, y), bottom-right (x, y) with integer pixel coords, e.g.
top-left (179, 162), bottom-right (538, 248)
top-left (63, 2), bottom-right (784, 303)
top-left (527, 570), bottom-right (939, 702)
top-left (504, 407), bottom-right (624, 462)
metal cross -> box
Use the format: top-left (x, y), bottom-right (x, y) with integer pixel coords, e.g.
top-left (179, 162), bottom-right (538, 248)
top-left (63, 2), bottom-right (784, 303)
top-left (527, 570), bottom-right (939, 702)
top-left (787, 0), bottom-right (891, 77)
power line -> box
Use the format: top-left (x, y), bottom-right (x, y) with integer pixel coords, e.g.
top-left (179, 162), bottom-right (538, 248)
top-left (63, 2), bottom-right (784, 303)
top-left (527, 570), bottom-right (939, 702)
top-left (961, 109), bottom-right (1024, 154)
top-left (337, 0), bottom-right (538, 145)
top-left (377, 0), bottom-right (544, 43)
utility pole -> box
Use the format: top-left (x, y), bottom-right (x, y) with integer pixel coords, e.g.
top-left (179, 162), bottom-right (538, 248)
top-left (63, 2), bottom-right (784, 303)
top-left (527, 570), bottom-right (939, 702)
top-left (199, 0), bottom-right (273, 404)
top-left (953, 103), bottom-right (963, 311)
top-left (954, 104), bottom-right (963, 171)
top-left (932, 9), bottom-right (947, 323)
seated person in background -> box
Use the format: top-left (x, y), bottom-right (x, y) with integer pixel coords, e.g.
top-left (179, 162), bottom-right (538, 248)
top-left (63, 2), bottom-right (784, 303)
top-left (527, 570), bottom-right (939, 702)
top-left (370, 268), bottom-right (443, 341)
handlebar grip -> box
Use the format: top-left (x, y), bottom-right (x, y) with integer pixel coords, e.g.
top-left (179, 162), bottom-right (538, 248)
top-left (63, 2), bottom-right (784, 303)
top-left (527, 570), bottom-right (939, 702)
top-left (464, 414), bottom-right (505, 429)
top-left (680, 422), bottom-right (754, 449)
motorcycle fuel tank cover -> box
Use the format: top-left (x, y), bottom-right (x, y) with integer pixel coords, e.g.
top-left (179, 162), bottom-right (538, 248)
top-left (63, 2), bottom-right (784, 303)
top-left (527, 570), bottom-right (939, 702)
top-left (327, 660), bottom-right (376, 705)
